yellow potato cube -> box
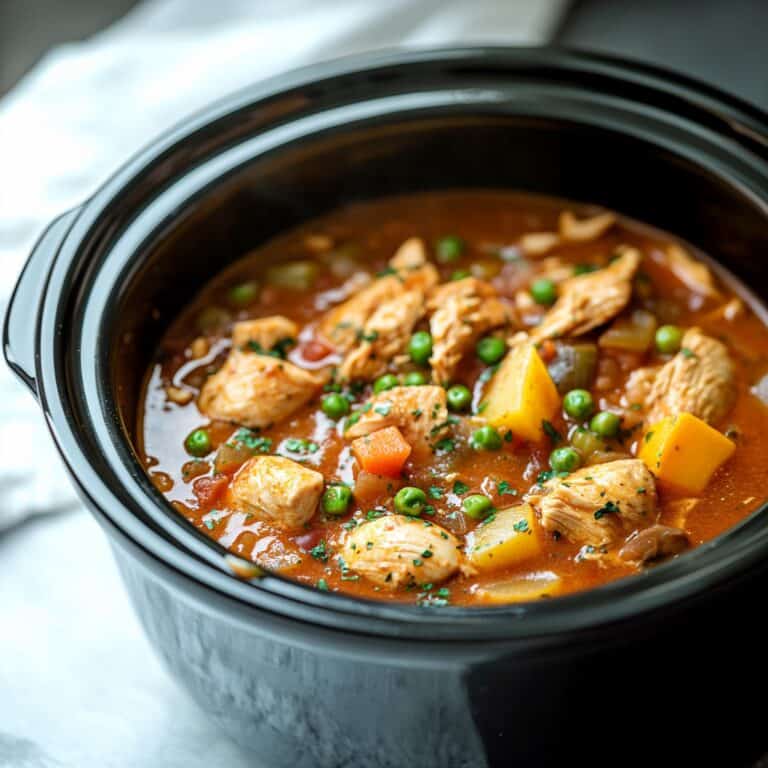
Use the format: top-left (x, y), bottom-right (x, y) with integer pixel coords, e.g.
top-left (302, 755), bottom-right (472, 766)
top-left (482, 343), bottom-right (560, 441)
top-left (467, 504), bottom-right (541, 571)
top-left (474, 571), bottom-right (563, 603)
top-left (639, 412), bottom-right (735, 494)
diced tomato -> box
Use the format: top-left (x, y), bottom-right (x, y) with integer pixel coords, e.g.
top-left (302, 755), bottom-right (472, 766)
top-left (193, 474), bottom-right (229, 507)
top-left (351, 426), bottom-right (412, 478)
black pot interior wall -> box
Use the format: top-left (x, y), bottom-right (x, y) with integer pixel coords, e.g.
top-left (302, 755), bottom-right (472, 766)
top-left (111, 114), bottom-right (768, 444)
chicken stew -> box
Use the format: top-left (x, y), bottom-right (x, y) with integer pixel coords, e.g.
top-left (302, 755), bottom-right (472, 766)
top-left (138, 191), bottom-right (768, 606)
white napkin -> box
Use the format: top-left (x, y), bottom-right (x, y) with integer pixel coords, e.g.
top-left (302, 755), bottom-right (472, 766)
top-left (0, 0), bottom-right (568, 530)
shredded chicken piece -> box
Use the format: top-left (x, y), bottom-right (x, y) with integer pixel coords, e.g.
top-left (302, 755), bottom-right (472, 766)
top-left (390, 237), bottom-right (439, 292)
top-left (528, 459), bottom-right (658, 548)
top-left (199, 349), bottom-right (323, 428)
top-left (663, 243), bottom-right (721, 299)
top-left (645, 327), bottom-right (736, 425)
top-left (344, 385), bottom-right (450, 455)
top-left (317, 238), bottom-right (437, 353)
top-left (518, 232), bottom-right (560, 257)
top-left (342, 515), bottom-right (465, 588)
top-left (559, 210), bottom-right (616, 242)
top-left (338, 289), bottom-right (425, 381)
top-left (427, 278), bottom-right (509, 384)
top-left (317, 275), bottom-right (403, 352)
top-left (530, 246), bottom-right (641, 342)
top-left (231, 316), bottom-right (298, 350)
top-left (230, 456), bottom-right (323, 529)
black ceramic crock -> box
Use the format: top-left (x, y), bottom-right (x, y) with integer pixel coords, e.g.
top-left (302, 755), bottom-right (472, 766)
top-left (5, 47), bottom-right (768, 767)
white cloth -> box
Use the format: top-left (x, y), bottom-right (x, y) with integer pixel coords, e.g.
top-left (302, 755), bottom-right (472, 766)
top-left (0, 0), bottom-right (567, 530)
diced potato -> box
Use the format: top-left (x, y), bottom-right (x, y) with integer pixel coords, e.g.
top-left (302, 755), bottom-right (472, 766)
top-left (474, 571), bottom-right (562, 603)
top-left (639, 412), bottom-right (735, 494)
top-left (483, 343), bottom-right (560, 441)
top-left (467, 504), bottom-right (541, 571)
top-left (598, 309), bottom-right (657, 351)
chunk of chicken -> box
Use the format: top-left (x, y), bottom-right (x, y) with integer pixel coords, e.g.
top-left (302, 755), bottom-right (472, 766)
top-left (338, 288), bottom-right (425, 381)
top-left (645, 327), bottom-right (736, 425)
top-left (528, 459), bottom-right (658, 548)
top-left (390, 237), bottom-right (439, 292)
top-left (618, 524), bottom-right (689, 564)
top-left (230, 315), bottom-right (298, 351)
top-left (317, 238), bottom-right (437, 353)
top-left (519, 232), bottom-right (560, 257)
top-left (663, 243), bottom-right (721, 300)
top-left (199, 349), bottom-right (323, 428)
top-left (342, 515), bottom-right (463, 588)
top-left (558, 210), bottom-right (616, 242)
top-left (230, 455), bottom-right (323, 529)
top-left (427, 278), bottom-right (510, 384)
top-left (530, 247), bottom-right (641, 342)
top-left (317, 274), bottom-right (403, 352)
top-left (344, 385), bottom-right (450, 454)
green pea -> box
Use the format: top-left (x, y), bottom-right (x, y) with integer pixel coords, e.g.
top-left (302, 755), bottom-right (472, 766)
top-left (321, 393), bottom-right (350, 420)
top-left (655, 324), bottom-right (683, 354)
top-left (228, 281), bottom-right (259, 306)
top-left (563, 389), bottom-right (595, 421)
top-left (451, 269), bottom-right (471, 281)
top-left (435, 235), bottom-right (464, 263)
top-left (549, 446), bottom-right (582, 473)
top-left (373, 374), bottom-right (400, 394)
top-left (394, 486), bottom-right (427, 516)
top-left (570, 427), bottom-right (605, 457)
top-left (476, 336), bottom-right (506, 365)
top-left (403, 371), bottom-right (428, 386)
top-left (589, 411), bottom-right (621, 438)
top-left (463, 494), bottom-right (493, 520)
top-left (408, 331), bottom-right (433, 366)
top-left (185, 428), bottom-right (212, 457)
top-left (322, 484), bottom-right (352, 515)
top-left (447, 384), bottom-right (472, 412)
top-left (530, 278), bottom-right (558, 306)
top-left (470, 425), bottom-right (502, 451)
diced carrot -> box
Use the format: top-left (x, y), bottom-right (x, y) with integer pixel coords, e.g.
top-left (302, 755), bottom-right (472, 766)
top-left (193, 475), bottom-right (229, 507)
top-left (538, 339), bottom-right (557, 363)
top-left (351, 426), bottom-right (412, 478)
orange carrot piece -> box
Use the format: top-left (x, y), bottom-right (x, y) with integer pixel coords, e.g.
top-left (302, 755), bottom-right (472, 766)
top-left (351, 426), bottom-right (412, 478)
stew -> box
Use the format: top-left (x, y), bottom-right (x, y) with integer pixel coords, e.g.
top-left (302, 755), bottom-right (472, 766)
top-left (137, 191), bottom-right (768, 606)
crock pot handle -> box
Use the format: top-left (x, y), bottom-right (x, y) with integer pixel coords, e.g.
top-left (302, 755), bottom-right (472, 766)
top-left (3, 207), bottom-right (81, 397)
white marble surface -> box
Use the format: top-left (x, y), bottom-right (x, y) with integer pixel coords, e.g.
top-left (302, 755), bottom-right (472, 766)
top-left (0, 1), bottom-right (567, 766)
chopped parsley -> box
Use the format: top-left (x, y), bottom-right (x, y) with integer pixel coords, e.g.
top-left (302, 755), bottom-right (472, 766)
top-left (231, 428), bottom-right (272, 454)
top-left (374, 403), bottom-right (392, 417)
top-left (452, 480), bottom-right (469, 495)
top-left (283, 437), bottom-right (319, 455)
top-left (680, 347), bottom-right (697, 359)
top-left (594, 500), bottom-right (620, 520)
top-left (513, 518), bottom-right (529, 533)
top-left (542, 420), bottom-right (562, 443)
top-left (428, 485), bottom-right (444, 500)
top-left (433, 437), bottom-right (456, 454)
top-left (316, 578), bottom-right (329, 591)
top-left (310, 540), bottom-right (330, 562)
top-left (497, 480), bottom-right (517, 496)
